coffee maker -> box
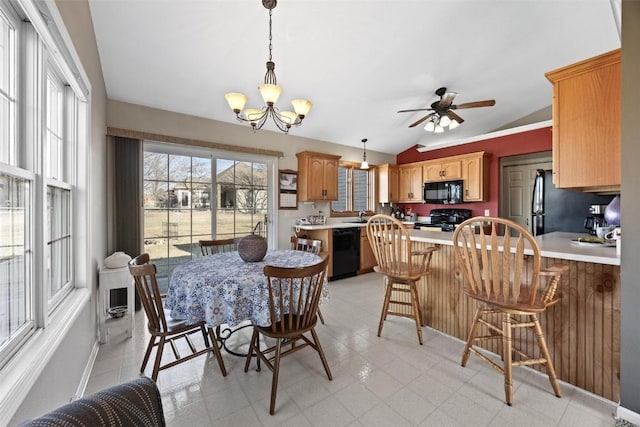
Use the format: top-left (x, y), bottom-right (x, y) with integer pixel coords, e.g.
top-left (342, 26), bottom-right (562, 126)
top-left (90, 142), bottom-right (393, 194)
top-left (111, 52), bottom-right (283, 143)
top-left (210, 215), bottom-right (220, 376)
top-left (584, 204), bottom-right (608, 235)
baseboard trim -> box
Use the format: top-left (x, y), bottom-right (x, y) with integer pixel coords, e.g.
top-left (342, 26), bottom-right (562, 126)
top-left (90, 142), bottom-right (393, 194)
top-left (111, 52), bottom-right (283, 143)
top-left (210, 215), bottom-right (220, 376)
top-left (74, 340), bottom-right (100, 399)
top-left (617, 406), bottom-right (640, 425)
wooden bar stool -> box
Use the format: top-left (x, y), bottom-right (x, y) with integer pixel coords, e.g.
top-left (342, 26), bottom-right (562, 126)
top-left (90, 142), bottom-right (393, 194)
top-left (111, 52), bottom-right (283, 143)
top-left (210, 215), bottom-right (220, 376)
top-left (452, 216), bottom-right (568, 405)
top-left (366, 214), bottom-right (438, 344)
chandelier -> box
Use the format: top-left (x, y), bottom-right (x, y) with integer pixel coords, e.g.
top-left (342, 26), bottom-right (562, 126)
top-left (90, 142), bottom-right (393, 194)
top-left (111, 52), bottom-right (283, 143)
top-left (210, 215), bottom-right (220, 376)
top-left (224, 0), bottom-right (312, 134)
top-left (423, 112), bottom-right (460, 133)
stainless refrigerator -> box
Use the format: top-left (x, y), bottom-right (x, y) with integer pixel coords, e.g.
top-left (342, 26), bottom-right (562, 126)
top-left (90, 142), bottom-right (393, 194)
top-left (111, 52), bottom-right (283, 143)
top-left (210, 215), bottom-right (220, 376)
top-left (531, 169), bottom-right (613, 236)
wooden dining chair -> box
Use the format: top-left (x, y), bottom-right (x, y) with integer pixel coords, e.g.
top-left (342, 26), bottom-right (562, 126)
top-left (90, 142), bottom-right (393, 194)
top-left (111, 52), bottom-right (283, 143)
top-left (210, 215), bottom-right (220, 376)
top-left (290, 235), bottom-right (326, 324)
top-left (128, 253), bottom-right (227, 381)
top-left (366, 214), bottom-right (438, 345)
top-left (452, 217), bottom-right (568, 405)
top-left (244, 257), bottom-right (332, 415)
top-left (199, 237), bottom-right (240, 256)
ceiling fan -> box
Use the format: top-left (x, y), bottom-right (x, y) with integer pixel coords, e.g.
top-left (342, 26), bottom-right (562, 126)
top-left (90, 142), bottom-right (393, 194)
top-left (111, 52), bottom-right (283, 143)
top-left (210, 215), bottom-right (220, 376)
top-left (398, 87), bottom-right (496, 131)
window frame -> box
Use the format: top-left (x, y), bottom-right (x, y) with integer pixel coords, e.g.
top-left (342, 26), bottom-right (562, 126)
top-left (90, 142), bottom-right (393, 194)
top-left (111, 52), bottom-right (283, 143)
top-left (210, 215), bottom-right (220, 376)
top-left (0, 0), bottom-right (91, 422)
top-left (331, 161), bottom-right (376, 217)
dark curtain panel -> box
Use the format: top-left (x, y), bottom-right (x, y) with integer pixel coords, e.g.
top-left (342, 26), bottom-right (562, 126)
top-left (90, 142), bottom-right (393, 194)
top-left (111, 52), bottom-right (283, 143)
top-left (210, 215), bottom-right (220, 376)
top-left (113, 137), bottom-right (141, 309)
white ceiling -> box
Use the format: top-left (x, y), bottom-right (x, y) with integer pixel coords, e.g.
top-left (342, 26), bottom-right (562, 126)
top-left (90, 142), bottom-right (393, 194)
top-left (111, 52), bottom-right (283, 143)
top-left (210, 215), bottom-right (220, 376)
top-left (88, 0), bottom-right (620, 155)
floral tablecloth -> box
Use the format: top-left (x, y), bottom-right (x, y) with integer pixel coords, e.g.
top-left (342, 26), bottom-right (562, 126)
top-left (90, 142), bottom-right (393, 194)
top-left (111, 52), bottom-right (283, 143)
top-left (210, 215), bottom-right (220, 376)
top-left (165, 249), bottom-right (327, 327)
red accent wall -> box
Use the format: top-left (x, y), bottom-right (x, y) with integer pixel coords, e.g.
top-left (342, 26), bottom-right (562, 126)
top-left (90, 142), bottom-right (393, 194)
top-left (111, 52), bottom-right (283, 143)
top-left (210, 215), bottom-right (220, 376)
top-left (396, 126), bottom-right (552, 217)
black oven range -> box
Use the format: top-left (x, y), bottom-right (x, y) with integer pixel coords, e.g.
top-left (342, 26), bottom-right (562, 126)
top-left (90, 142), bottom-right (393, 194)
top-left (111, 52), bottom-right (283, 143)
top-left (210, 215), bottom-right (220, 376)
top-left (413, 208), bottom-right (472, 232)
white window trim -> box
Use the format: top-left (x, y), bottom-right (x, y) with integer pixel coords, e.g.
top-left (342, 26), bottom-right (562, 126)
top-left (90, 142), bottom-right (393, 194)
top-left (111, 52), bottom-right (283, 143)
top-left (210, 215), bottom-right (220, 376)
top-left (0, 0), bottom-right (91, 425)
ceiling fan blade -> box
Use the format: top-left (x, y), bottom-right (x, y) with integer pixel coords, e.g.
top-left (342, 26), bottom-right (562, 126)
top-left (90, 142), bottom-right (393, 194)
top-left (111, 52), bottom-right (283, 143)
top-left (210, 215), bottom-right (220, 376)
top-left (409, 112), bottom-right (435, 128)
top-left (447, 111), bottom-right (464, 124)
top-left (438, 92), bottom-right (458, 108)
top-left (397, 108), bottom-right (433, 113)
top-left (452, 100), bottom-right (496, 109)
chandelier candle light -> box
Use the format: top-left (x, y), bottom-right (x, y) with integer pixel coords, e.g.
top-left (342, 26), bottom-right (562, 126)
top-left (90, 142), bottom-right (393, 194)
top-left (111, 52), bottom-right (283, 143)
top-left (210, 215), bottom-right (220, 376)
top-left (224, 0), bottom-right (312, 133)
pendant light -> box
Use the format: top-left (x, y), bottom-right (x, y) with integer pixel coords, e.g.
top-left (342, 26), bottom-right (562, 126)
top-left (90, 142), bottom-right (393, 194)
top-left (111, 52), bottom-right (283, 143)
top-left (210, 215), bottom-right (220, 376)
top-left (360, 138), bottom-right (369, 170)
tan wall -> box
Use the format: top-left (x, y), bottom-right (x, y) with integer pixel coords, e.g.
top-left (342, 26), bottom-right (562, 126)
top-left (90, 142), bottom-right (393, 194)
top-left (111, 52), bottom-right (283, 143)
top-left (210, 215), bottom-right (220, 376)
top-left (619, 0), bottom-right (640, 416)
top-left (107, 100), bottom-right (396, 247)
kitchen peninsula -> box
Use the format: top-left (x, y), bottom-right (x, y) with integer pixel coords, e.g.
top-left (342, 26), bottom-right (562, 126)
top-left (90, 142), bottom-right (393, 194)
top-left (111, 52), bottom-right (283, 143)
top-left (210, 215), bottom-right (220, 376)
top-left (406, 228), bottom-right (620, 402)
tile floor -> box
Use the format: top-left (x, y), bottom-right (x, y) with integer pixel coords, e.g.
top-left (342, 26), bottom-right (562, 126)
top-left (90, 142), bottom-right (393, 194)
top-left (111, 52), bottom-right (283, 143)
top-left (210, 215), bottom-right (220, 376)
top-left (88, 272), bottom-right (618, 427)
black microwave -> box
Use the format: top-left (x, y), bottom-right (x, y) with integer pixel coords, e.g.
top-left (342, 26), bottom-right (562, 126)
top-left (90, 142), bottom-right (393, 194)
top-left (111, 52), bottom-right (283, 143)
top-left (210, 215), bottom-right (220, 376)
top-left (423, 180), bottom-right (463, 204)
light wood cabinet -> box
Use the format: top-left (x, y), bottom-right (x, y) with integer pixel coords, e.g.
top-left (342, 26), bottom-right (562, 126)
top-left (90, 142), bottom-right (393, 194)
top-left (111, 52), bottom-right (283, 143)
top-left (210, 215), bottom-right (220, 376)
top-left (377, 164), bottom-right (399, 204)
top-left (398, 164), bottom-right (423, 202)
top-left (296, 151), bottom-right (341, 201)
top-left (359, 232), bottom-right (377, 273)
top-left (545, 49), bottom-right (620, 192)
top-left (298, 228), bottom-right (333, 278)
top-left (461, 152), bottom-right (489, 202)
top-left (423, 159), bottom-right (462, 182)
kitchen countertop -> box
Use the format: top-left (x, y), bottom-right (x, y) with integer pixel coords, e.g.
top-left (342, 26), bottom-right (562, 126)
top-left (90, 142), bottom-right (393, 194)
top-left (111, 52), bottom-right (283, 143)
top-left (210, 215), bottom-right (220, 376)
top-left (296, 220), bottom-right (415, 230)
top-left (296, 221), bottom-right (619, 266)
top-left (408, 229), bottom-right (619, 266)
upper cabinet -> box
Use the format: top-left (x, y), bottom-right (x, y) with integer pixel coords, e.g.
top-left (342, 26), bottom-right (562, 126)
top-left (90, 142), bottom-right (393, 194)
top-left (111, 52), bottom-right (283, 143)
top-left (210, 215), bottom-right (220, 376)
top-left (398, 164), bottom-right (423, 203)
top-left (460, 152), bottom-right (490, 202)
top-left (545, 49), bottom-right (620, 192)
top-left (296, 151), bottom-right (341, 201)
top-left (423, 159), bottom-right (462, 182)
top-left (378, 164), bottom-right (399, 204)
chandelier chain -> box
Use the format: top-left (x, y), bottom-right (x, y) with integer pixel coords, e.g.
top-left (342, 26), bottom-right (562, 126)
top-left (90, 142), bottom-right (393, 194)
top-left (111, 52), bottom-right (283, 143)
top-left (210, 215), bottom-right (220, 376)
top-left (268, 8), bottom-right (273, 62)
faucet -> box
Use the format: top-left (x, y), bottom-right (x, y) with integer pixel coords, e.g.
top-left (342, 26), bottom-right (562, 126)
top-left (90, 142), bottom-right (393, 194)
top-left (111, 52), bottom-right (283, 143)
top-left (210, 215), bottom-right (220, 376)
top-left (358, 210), bottom-right (366, 222)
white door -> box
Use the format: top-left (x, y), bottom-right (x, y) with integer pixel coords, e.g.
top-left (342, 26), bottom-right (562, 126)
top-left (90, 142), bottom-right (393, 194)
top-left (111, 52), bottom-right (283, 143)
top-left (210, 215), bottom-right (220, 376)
top-left (502, 161), bottom-right (551, 232)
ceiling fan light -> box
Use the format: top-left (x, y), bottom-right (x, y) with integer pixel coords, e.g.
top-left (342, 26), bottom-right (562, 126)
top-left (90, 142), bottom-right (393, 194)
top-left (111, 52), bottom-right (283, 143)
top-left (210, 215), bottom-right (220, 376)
top-left (424, 121), bottom-right (436, 132)
top-left (225, 92), bottom-right (248, 113)
top-left (258, 83), bottom-right (282, 105)
top-left (439, 114), bottom-right (451, 127)
top-left (434, 124), bottom-right (444, 133)
top-left (449, 119), bottom-right (460, 129)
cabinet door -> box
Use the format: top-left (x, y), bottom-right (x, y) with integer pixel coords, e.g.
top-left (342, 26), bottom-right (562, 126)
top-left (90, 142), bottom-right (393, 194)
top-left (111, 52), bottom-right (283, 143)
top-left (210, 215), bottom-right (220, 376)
top-left (423, 163), bottom-right (443, 182)
top-left (378, 164), bottom-right (399, 203)
top-left (305, 156), bottom-right (326, 200)
top-left (546, 49), bottom-right (620, 190)
top-left (461, 156), bottom-right (482, 201)
top-left (408, 166), bottom-right (423, 201)
top-left (399, 165), bottom-right (423, 202)
top-left (323, 157), bottom-right (339, 200)
top-left (359, 234), bottom-right (377, 272)
top-left (554, 63), bottom-right (620, 188)
top-left (441, 160), bottom-right (461, 180)
top-left (398, 167), bottom-right (413, 202)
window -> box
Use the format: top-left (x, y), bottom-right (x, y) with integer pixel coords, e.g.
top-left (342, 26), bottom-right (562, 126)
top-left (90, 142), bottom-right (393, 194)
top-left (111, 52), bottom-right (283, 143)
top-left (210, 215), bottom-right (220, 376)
top-left (331, 163), bottom-right (375, 215)
top-left (143, 145), bottom-right (273, 287)
top-left (0, 0), bottom-right (87, 370)
top-left (0, 8), bottom-right (16, 165)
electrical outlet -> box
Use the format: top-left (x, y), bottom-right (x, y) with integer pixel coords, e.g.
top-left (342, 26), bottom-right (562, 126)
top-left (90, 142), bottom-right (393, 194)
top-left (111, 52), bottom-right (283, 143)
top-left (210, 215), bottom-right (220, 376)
top-left (484, 209), bottom-right (490, 216)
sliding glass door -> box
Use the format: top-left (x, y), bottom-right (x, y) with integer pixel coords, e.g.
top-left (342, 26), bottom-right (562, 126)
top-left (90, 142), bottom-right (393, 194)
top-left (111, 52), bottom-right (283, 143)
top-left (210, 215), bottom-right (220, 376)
top-left (142, 143), bottom-right (275, 283)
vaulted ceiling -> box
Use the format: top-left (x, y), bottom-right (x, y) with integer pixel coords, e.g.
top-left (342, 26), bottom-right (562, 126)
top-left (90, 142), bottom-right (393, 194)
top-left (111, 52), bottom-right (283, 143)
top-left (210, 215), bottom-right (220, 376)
top-left (88, 0), bottom-right (620, 155)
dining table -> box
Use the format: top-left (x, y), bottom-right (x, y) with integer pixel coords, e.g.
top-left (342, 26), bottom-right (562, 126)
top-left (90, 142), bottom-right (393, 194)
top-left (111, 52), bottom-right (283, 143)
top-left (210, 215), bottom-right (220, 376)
top-left (164, 249), bottom-right (328, 331)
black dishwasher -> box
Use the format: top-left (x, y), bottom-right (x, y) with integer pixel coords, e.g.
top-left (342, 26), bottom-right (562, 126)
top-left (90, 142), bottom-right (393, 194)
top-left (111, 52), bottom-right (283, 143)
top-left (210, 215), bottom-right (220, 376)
top-left (332, 227), bottom-right (360, 280)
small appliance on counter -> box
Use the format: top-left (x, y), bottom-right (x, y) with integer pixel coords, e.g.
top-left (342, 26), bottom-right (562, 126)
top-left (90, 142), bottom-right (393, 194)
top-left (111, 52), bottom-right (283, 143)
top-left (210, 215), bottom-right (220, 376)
top-left (584, 204), bottom-right (609, 235)
top-left (413, 208), bottom-right (472, 232)
top-left (307, 215), bottom-right (326, 225)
